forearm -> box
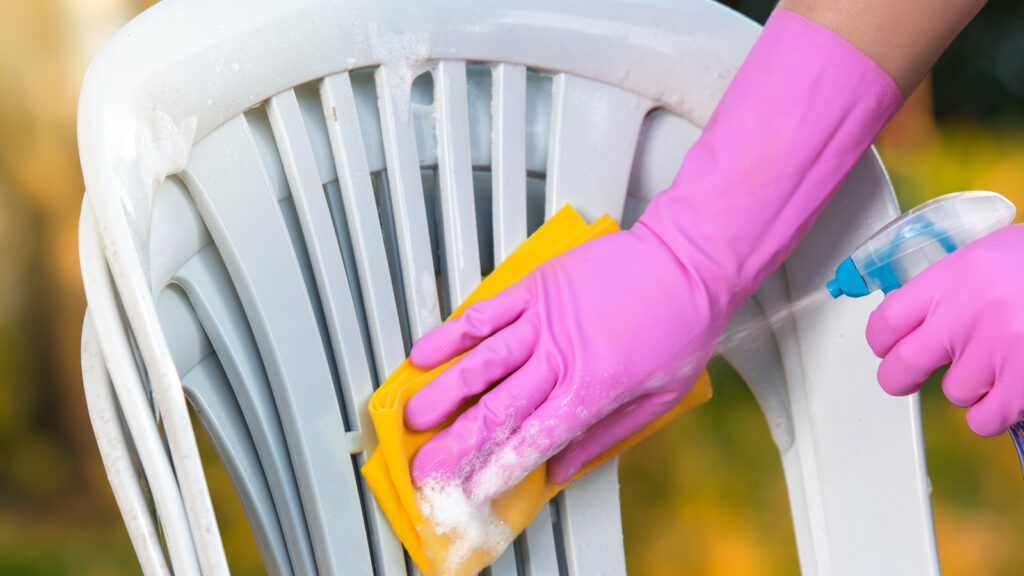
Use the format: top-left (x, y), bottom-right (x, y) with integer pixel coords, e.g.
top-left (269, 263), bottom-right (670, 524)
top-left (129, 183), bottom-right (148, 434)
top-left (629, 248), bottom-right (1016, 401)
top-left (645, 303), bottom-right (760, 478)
top-left (638, 10), bottom-right (902, 313)
top-left (780, 0), bottom-right (987, 98)
top-left (640, 2), bottom-right (989, 313)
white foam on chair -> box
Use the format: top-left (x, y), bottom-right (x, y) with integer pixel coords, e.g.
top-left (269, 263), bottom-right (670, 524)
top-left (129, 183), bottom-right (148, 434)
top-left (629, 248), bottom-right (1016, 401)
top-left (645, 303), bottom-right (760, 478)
top-left (416, 479), bottom-right (513, 574)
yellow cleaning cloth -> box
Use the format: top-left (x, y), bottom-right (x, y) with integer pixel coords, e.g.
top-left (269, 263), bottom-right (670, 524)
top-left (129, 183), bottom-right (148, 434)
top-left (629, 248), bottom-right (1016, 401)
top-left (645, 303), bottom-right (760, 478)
top-left (361, 205), bottom-right (712, 576)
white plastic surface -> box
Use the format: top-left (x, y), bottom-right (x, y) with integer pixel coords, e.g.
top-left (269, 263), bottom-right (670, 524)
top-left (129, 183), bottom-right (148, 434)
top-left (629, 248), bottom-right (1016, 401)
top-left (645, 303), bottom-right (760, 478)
top-left (82, 316), bottom-right (172, 576)
top-left (77, 1), bottom-right (940, 575)
top-left (171, 244), bottom-right (318, 576)
top-left (80, 212), bottom-right (204, 575)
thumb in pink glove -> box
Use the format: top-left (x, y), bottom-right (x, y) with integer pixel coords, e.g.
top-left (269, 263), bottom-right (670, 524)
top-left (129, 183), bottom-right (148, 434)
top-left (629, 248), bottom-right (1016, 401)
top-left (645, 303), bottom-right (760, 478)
top-left (867, 225), bottom-right (1024, 437)
top-left (406, 9), bottom-right (902, 502)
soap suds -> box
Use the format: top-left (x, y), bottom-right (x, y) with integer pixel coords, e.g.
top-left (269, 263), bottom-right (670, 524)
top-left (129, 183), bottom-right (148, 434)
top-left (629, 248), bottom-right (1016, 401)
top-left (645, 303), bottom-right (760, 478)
top-left (113, 109), bottom-right (197, 245)
top-left (465, 418), bottom-right (564, 504)
top-left (417, 480), bottom-right (513, 574)
top-left (414, 418), bottom-right (525, 572)
top-left (136, 111), bottom-right (196, 196)
top-left (367, 23), bottom-right (431, 122)
top-left (417, 269), bottom-right (441, 332)
top-left (465, 440), bottom-right (536, 504)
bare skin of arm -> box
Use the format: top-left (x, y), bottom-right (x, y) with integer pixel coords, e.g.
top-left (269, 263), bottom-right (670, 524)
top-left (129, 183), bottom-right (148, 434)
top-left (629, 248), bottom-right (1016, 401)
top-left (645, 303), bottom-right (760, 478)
top-left (780, 0), bottom-right (987, 98)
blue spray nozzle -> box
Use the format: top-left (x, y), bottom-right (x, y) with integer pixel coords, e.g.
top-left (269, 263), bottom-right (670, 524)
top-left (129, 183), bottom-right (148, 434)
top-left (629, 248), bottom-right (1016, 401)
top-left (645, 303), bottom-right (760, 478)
top-left (825, 191), bottom-right (1016, 300)
top-left (827, 257), bottom-right (870, 298)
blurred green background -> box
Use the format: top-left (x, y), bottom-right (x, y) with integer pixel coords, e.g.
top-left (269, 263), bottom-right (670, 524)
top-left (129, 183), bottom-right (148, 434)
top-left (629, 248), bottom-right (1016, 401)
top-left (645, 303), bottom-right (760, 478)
top-left (0, 0), bottom-right (1022, 574)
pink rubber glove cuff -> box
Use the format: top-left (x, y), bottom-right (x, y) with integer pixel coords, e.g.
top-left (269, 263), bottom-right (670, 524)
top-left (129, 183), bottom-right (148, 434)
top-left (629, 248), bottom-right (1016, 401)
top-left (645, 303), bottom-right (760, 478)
top-left (640, 9), bottom-right (903, 314)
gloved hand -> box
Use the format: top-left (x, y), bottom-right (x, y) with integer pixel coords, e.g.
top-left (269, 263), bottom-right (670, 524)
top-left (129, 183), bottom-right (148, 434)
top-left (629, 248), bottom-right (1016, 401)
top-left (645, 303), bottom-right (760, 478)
top-left (406, 9), bottom-right (903, 500)
top-left (407, 223), bottom-right (721, 500)
top-left (867, 225), bottom-right (1024, 437)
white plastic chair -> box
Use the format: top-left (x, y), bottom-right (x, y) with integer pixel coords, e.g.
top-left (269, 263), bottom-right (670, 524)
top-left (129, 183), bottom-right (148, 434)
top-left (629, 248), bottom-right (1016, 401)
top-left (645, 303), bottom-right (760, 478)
top-left (77, 0), bottom-right (941, 574)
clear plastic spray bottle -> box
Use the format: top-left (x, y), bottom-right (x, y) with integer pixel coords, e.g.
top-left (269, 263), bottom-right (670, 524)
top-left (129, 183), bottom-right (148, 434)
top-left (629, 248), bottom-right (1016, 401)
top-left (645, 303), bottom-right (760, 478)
top-left (825, 191), bottom-right (1024, 474)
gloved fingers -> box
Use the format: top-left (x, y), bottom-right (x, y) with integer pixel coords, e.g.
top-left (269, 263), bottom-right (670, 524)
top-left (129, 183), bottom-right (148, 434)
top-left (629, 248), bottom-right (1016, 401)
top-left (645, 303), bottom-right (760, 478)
top-left (405, 318), bottom-right (538, 431)
top-left (463, 392), bottom-right (597, 503)
top-left (966, 373), bottom-right (1024, 437)
top-left (467, 354), bottom-right (558, 440)
top-left (866, 281), bottom-right (934, 358)
top-left (941, 344), bottom-right (996, 408)
top-left (410, 282), bottom-right (532, 369)
top-left (408, 356), bottom-right (557, 486)
top-left (876, 325), bottom-right (951, 396)
top-left (547, 392), bottom-right (679, 485)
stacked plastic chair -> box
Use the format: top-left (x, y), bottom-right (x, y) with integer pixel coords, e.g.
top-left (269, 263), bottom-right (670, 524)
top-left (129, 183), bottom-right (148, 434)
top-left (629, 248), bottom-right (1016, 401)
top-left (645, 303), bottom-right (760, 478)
top-left (78, 0), bottom-right (941, 574)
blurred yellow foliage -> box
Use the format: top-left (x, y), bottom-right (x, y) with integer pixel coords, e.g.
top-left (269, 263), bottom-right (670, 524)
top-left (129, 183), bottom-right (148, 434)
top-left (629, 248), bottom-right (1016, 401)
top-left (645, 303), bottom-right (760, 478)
top-left (879, 80), bottom-right (1024, 214)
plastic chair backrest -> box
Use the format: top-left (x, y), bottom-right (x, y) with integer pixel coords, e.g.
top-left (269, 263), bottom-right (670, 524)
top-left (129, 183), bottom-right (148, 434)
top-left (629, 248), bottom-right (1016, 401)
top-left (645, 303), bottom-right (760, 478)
top-left (78, 0), bottom-right (940, 574)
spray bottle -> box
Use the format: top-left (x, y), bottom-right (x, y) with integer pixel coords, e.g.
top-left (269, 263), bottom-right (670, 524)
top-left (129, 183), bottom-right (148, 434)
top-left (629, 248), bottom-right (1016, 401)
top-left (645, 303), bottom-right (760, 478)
top-left (825, 191), bottom-right (1024, 472)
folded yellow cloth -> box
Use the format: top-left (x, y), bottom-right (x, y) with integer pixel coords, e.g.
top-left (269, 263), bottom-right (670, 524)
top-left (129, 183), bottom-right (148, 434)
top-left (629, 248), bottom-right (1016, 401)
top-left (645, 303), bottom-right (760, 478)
top-left (361, 205), bottom-right (712, 576)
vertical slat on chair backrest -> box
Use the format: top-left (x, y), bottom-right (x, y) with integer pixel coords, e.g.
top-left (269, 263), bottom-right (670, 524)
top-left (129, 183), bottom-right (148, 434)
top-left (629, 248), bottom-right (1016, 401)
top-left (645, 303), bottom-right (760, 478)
top-left (558, 461), bottom-right (627, 576)
top-left (487, 546), bottom-right (519, 576)
top-left (490, 63), bottom-right (529, 265)
top-left (520, 503), bottom-right (560, 576)
top-left (544, 74), bottom-right (653, 222)
top-left (267, 89), bottom-right (376, 437)
top-left (172, 246), bottom-right (317, 576)
top-left (181, 115), bottom-right (374, 576)
top-left (269, 87), bottom-right (410, 576)
top-left (321, 71), bottom-right (418, 572)
top-left (181, 354), bottom-right (293, 576)
top-left (320, 72), bottom-right (408, 377)
top-left (375, 65), bottom-right (443, 341)
top-left (434, 60), bottom-right (482, 310)
top-left (542, 73), bottom-right (653, 576)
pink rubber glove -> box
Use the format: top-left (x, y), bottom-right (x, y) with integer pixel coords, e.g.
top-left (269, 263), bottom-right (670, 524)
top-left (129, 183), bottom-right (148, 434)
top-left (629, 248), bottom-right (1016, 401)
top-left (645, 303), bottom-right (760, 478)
top-left (406, 10), bottom-right (903, 500)
top-left (408, 224), bottom-right (718, 501)
top-left (867, 225), bottom-right (1024, 437)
